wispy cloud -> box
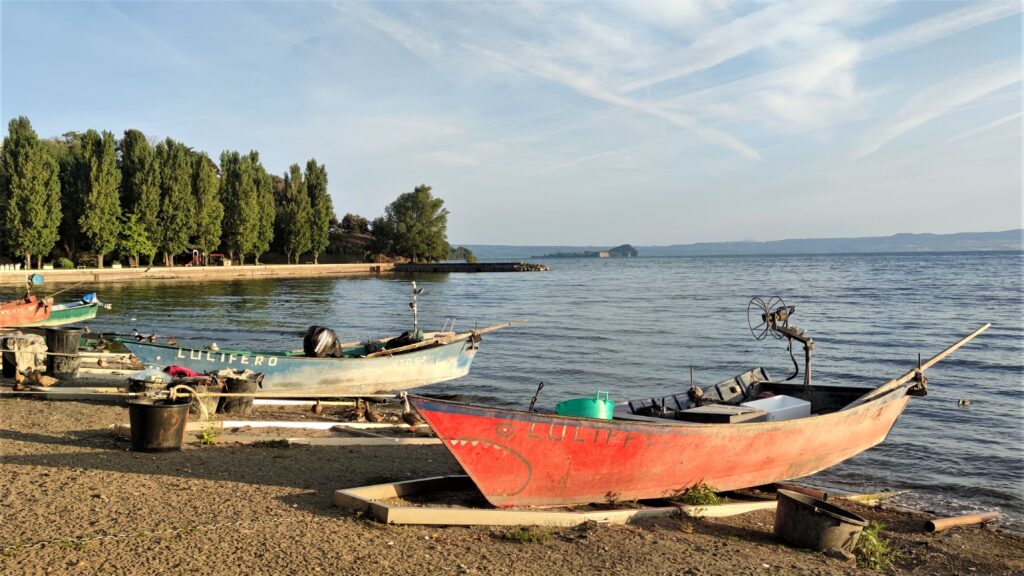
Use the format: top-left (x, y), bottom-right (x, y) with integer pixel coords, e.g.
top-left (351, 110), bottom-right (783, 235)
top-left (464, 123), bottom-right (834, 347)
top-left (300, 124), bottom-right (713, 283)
top-left (339, 3), bottom-right (442, 59)
top-left (944, 111), bottom-right (1022, 145)
top-left (863, 2), bottom-right (1022, 61)
top-left (855, 58), bottom-right (1022, 159)
top-left (526, 150), bottom-right (625, 176)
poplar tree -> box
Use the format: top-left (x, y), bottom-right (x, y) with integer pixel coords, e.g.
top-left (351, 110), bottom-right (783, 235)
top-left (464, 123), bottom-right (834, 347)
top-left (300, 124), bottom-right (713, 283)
top-left (219, 150), bottom-right (258, 265)
top-left (78, 130), bottom-right (122, 268)
top-left (250, 151), bottom-right (275, 265)
top-left (305, 159), bottom-right (332, 264)
top-left (56, 132), bottom-right (88, 261)
top-left (280, 163), bottom-right (312, 263)
top-left (119, 129), bottom-right (161, 263)
top-left (155, 139), bottom-right (194, 266)
top-left (193, 152), bottom-right (223, 263)
top-left (0, 117), bottom-right (61, 269)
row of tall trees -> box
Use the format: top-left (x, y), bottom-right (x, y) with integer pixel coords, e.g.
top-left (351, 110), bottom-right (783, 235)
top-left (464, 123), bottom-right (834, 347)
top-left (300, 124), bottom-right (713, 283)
top-left (0, 117), bottom-right (335, 268)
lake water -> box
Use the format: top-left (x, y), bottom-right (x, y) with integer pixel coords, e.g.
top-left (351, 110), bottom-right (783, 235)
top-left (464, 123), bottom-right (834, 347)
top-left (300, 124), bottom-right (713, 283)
top-left (83, 252), bottom-right (1023, 525)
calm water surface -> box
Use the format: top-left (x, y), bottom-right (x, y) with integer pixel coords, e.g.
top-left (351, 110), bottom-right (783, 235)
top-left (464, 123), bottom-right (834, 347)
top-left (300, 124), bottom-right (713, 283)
top-left (84, 252), bottom-right (1023, 525)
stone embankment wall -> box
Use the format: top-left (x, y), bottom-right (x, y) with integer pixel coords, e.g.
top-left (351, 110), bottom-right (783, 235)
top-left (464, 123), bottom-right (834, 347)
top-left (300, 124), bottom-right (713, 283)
top-left (0, 263), bottom-right (394, 286)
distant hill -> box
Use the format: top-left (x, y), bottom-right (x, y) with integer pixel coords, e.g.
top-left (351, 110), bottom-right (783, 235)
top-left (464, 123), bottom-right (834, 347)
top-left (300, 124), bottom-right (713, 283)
top-left (460, 230), bottom-right (1022, 260)
top-left (536, 243), bottom-right (639, 258)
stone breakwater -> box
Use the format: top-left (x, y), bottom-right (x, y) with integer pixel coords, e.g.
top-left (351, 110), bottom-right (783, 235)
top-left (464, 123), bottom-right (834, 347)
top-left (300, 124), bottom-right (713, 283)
top-left (0, 263), bottom-right (394, 286)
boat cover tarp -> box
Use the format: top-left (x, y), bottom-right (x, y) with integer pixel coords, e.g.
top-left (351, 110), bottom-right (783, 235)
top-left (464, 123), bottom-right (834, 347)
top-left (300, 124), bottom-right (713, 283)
top-left (0, 332), bottom-right (47, 372)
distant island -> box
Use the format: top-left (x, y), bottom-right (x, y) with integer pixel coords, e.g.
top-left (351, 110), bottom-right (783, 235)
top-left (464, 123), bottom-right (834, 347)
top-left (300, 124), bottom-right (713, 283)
top-left (462, 229), bottom-right (1022, 260)
top-left (535, 244), bottom-right (638, 259)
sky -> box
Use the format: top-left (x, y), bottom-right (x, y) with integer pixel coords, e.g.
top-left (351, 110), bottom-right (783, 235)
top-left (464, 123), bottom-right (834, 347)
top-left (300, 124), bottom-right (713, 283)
top-left (1, 1), bottom-right (1021, 245)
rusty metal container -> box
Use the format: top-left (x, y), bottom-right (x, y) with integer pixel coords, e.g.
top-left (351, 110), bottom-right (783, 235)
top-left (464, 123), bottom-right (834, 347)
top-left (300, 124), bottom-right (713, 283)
top-left (774, 489), bottom-right (868, 552)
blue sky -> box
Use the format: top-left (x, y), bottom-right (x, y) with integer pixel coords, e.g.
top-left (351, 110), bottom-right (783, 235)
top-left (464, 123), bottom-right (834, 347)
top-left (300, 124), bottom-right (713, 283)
top-left (2, 1), bottom-right (1021, 245)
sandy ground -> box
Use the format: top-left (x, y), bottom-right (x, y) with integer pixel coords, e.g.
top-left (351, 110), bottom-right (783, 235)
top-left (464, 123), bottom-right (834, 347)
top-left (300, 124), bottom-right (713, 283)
top-left (1, 396), bottom-right (1021, 576)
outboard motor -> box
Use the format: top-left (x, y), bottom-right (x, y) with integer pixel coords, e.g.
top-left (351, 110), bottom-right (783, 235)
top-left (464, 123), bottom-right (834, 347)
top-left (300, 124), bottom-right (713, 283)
top-left (304, 326), bottom-right (343, 358)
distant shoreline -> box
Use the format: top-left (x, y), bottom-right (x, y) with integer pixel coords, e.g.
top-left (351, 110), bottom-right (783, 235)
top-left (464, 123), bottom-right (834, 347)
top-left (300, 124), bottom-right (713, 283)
top-left (463, 229), bottom-right (1023, 260)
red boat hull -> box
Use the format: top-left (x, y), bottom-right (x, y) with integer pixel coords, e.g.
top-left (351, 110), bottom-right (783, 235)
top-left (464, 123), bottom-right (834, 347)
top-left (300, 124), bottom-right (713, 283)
top-left (0, 296), bottom-right (51, 328)
top-left (411, 391), bottom-right (911, 507)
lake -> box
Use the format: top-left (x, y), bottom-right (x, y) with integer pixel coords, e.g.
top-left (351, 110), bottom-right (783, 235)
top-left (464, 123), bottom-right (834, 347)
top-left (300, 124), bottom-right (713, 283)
top-left (83, 251), bottom-right (1023, 526)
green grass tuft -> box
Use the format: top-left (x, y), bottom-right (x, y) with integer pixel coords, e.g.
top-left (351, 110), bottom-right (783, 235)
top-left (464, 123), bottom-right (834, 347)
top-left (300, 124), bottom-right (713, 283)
top-left (196, 426), bottom-right (219, 446)
top-left (676, 483), bottom-right (722, 506)
top-left (855, 521), bottom-right (901, 570)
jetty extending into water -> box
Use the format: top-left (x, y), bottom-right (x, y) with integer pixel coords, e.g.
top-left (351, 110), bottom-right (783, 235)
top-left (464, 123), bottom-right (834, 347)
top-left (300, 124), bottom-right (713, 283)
top-left (394, 262), bottom-right (549, 273)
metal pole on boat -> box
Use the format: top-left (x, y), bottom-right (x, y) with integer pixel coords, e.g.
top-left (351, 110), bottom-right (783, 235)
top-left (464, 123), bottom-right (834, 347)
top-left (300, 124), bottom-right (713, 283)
top-left (410, 281), bottom-right (421, 333)
top-left (848, 323), bottom-right (991, 407)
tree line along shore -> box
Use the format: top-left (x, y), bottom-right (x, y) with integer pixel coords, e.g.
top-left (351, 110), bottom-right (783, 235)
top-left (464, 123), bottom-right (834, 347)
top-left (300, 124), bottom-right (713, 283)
top-left (0, 116), bottom-right (472, 272)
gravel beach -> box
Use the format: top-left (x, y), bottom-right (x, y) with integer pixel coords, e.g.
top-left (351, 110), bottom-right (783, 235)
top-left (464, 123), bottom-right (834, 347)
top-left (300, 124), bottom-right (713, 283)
top-left (1, 397), bottom-right (1021, 576)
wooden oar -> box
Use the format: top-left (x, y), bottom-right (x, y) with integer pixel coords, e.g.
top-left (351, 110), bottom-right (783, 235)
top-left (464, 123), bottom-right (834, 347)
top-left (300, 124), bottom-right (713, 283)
top-left (847, 323), bottom-right (991, 408)
top-left (362, 320), bottom-right (524, 358)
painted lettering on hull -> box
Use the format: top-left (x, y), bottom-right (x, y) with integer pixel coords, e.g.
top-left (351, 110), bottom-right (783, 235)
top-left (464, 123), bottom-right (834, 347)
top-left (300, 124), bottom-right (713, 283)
top-left (175, 347), bottom-right (277, 367)
top-left (504, 421), bottom-right (652, 449)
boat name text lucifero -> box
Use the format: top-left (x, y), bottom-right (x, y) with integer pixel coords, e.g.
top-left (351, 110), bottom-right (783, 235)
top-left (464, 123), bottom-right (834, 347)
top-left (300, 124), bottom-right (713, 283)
top-left (495, 421), bottom-right (655, 448)
top-left (176, 348), bottom-right (279, 367)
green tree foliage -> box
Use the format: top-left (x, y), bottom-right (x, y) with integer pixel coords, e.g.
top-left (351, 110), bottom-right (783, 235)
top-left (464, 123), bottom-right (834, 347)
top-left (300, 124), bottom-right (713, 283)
top-left (78, 130), bottom-right (122, 268)
top-left (251, 152), bottom-right (275, 265)
top-left (305, 159), bottom-right (332, 264)
top-left (373, 185), bottom-right (450, 262)
top-left (279, 163), bottom-right (312, 263)
top-left (341, 213), bottom-right (369, 235)
top-left (0, 117), bottom-right (62, 268)
top-left (119, 129), bottom-right (161, 263)
top-left (219, 151), bottom-right (266, 265)
top-left (451, 246), bottom-right (477, 263)
top-left (55, 132), bottom-right (88, 261)
top-left (368, 216), bottom-right (393, 257)
top-left (154, 138), bottom-right (195, 266)
top-left (117, 212), bottom-right (155, 267)
top-left (192, 152), bottom-right (223, 262)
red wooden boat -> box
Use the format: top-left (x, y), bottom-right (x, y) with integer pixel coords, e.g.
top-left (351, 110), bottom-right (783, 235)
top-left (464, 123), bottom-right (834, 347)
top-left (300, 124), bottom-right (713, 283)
top-left (411, 305), bottom-right (989, 508)
top-left (0, 295), bottom-right (52, 328)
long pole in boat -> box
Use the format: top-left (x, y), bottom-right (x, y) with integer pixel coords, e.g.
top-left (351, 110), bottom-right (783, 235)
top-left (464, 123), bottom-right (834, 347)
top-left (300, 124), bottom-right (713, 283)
top-left (848, 323), bottom-right (991, 407)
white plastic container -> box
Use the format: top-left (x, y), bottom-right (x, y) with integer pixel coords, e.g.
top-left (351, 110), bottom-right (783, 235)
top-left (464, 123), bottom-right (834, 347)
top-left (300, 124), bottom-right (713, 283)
top-left (740, 395), bottom-right (811, 422)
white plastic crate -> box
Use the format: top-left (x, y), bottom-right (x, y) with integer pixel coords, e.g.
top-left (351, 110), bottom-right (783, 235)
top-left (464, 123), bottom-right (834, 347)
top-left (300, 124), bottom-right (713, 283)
top-left (740, 395), bottom-right (811, 422)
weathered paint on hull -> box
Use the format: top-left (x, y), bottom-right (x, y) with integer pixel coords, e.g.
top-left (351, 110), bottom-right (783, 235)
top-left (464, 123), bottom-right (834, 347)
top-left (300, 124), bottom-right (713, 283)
top-left (410, 391), bottom-right (912, 507)
top-left (19, 302), bottom-right (99, 327)
top-left (121, 339), bottom-right (478, 394)
top-left (0, 296), bottom-right (51, 328)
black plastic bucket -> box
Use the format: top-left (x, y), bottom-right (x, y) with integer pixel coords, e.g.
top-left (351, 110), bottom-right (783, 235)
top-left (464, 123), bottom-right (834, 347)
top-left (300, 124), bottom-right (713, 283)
top-left (1, 346), bottom-right (14, 378)
top-left (45, 326), bottom-right (83, 377)
top-left (128, 398), bottom-right (191, 452)
top-left (774, 489), bottom-right (868, 552)
top-left (217, 371), bottom-right (264, 415)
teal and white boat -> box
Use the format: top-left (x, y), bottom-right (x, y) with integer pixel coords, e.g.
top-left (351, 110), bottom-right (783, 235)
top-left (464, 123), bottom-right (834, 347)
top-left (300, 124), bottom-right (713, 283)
top-left (119, 322), bottom-right (518, 395)
top-left (18, 293), bottom-right (109, 327)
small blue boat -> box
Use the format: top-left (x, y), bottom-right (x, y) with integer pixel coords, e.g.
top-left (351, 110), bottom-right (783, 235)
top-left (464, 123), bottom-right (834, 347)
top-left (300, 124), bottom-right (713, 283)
top-left (119, 322), bottom-right (518, 395)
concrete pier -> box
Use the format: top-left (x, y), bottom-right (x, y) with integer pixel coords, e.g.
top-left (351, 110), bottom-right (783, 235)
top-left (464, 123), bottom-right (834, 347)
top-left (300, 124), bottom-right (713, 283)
top-left (0, 263), bottom-right (393, 286)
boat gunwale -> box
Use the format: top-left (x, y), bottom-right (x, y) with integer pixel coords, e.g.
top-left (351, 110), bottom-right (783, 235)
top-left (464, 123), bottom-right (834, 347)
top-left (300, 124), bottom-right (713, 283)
top-left (118, 333), bottom-right (474, 361)
top-left (409, 379), bottom-right (915, 434)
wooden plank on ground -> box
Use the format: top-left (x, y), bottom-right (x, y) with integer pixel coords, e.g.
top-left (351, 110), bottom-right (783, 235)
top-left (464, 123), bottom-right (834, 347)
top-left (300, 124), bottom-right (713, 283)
top-left (677, 500), bottom-right (777, 518)
top-left (332, 475), bottom-right (679, 526)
